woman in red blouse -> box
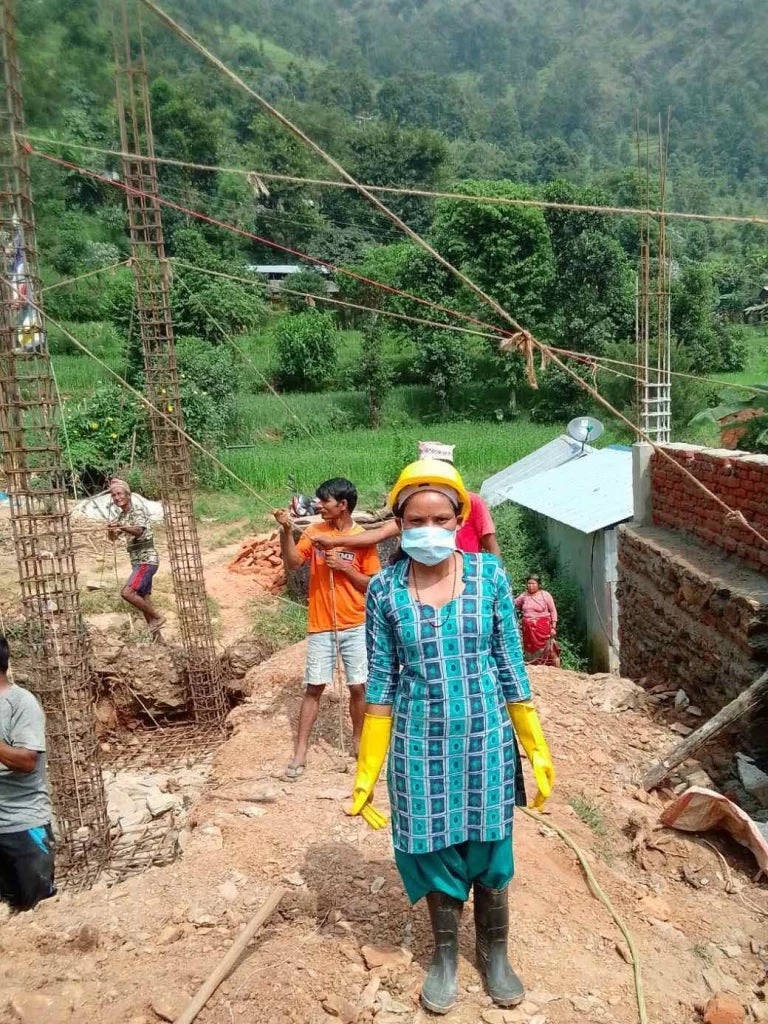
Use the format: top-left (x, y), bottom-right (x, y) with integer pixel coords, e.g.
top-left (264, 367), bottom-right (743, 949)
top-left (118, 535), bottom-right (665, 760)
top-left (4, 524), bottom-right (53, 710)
top-left (514, 575), bottom-right (560, 668)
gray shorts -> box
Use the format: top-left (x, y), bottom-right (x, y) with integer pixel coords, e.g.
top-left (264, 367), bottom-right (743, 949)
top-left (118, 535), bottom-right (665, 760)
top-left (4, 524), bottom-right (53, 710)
top-left (304, 624), bottom-right (367, 688)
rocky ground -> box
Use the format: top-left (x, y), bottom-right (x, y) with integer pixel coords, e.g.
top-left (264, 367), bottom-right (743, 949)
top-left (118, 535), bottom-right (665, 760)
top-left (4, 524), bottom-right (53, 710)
top-left (0, 646), bottom-right (766, 1024)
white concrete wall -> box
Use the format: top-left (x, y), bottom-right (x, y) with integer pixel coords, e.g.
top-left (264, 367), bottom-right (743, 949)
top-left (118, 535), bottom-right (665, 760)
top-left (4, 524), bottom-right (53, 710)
top-left (532, 515), bottom-right (620, 673)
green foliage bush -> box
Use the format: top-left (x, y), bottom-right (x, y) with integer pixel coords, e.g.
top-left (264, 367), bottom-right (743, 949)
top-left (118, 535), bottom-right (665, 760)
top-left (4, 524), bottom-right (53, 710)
top-left (415, 330), bottom-right (472, 412)
top-left (357, 321), bottom-right (394, 427)
top-left (175, 336), bottom-right (240, 444)
top-left (171, 276), bottom-right (268, 343)
top-left (738, 414), bottom-right (768, 454)
top-left (62, 337), bottom-right (242, 490)
top-left (281, 269), bottom-right (334, 314)
top-left (63, 382), bottom-right (145, 485)
top-left (274, 312), bottom-right (339, 391)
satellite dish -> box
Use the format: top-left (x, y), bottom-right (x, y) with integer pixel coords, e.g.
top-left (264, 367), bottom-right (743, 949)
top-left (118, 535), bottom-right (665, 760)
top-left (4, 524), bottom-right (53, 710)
top-left (567, 416), bottom-right (604, 447)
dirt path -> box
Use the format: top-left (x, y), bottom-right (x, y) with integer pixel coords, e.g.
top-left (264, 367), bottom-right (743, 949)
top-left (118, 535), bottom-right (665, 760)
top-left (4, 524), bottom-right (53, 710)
top-left (1, 651), bottom-right (766, 1024)
top-left (0, 506), bottom-right (275, 648)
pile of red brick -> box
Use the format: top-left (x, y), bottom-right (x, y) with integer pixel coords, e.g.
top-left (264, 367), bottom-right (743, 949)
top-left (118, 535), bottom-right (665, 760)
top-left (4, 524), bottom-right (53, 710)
top-left (227, 531), bottom-right (286, 592)
top-left (651, 445), bottom-right (768, 572)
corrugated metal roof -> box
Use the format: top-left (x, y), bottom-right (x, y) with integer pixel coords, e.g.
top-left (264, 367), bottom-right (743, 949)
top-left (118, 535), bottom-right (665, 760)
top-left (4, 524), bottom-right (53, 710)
top-left (247, 264), bottom-right (330, 276)
top-left (506, 447), bottom-right (633, 534)
top-left (480, 434), bottom-right (591, 508)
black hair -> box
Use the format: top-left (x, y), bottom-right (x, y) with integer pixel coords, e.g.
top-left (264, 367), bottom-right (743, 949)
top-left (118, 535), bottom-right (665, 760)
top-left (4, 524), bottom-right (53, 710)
top-left (0, 636), bottom-right (8, 673)
top-left (315, 477), bottom-right (358, 513)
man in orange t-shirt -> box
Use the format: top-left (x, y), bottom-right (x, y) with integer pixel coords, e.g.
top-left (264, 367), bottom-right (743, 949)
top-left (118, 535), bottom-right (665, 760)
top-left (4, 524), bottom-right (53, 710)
top-left (274, 478), bottom-right (380, 780)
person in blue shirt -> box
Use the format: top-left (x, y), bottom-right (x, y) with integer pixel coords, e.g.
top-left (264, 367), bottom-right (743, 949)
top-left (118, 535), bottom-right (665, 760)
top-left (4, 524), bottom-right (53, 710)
top-left (347, 459), bottom-right (555, 1015)
top-left (0, 636), bottom-right (55, 912)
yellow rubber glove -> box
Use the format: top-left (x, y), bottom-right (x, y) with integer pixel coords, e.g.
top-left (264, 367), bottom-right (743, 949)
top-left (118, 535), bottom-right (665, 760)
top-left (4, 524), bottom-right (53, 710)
top-left (348, 713), bottom-right (392, 830)
top-left (507, 701), bottom-right (555, 810)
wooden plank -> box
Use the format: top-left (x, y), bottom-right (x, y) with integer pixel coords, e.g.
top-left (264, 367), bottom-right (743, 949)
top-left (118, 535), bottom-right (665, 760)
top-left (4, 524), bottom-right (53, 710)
top-left (642, 668), bottom-right (768, 791)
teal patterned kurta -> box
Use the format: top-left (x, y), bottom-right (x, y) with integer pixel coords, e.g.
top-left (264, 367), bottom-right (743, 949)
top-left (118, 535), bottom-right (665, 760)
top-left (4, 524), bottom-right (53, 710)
top-left (365, 553), bottom-right (531, 855)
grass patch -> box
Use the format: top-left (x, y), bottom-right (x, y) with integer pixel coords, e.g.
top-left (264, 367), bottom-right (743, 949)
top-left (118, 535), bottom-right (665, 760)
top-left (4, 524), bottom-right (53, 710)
top-left (54, 352), bottom-right (125, 402)
top-left (250, 597), bottom-right (307, 649)
top-left (208, 525), bottom-right (253, 550)
top-left (194, 492), bottom-right (268, 528)
top-left (569, 794), bottom-right (609, 838)
top-left (80, 588), bottom-right (126, 615)
top-left (218, 417), bottom-right (577, 497)
top-left (691, 942), bottom-right (713, 965)
top-left (221, 25), bottom-right (324, 73)
top-left (51, 322), bottom-right (126, 400)
top-left (715, 325), bottom-right (768, 387)
top-left (569, 793), bottom-right (614, 864)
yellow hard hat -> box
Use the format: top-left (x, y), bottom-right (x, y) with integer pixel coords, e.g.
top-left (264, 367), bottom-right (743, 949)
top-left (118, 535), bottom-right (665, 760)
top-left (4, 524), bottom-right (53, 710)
top-left (389, 459), bottom-right (471, 520)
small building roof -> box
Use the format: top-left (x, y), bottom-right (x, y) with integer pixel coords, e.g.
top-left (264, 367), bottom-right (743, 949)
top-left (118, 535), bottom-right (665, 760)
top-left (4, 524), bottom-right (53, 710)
top-left (480, 434), bottom-right (592, 508)
top-left (247, 264), bottom-right (330, 276)
top-left (505, 447), bottom-right (633, 534)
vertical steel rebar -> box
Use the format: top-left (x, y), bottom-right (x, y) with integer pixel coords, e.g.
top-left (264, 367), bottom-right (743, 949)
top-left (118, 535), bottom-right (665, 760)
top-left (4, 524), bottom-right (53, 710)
top-left (0, 0), bottom-right (109, 884)
top-left (114, 4), bottom-right (226, 725)
top-left (635, 112), bottom-right (672, 444)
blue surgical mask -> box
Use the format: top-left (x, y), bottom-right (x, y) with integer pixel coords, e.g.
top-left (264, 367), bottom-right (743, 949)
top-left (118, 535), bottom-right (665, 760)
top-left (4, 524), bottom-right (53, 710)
top-left (401, 526), bottom-right (457, 566)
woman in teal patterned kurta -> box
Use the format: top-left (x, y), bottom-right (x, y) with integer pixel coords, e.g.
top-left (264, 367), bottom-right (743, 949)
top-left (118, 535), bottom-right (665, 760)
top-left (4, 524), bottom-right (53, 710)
top-left (349, 459), bottom-right (555, 1016)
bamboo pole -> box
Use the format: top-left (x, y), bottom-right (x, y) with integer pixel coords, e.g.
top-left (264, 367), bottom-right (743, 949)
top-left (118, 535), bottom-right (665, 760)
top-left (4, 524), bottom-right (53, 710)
top-left (642, 669), bottom-right (768, 791)
top-left (173, 886), bottom-right (285, 1024)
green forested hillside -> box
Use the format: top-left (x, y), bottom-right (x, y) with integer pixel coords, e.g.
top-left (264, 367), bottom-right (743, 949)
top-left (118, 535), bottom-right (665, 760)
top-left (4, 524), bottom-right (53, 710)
top-left (19, 0), bottom-right (768, 202)
top-left (13, 0), bottom-right (768, 497)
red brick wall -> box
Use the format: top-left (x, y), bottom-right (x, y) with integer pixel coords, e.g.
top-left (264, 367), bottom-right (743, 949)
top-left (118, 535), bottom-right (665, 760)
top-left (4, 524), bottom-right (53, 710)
top-left (651, 444), bottom-right (768, 573)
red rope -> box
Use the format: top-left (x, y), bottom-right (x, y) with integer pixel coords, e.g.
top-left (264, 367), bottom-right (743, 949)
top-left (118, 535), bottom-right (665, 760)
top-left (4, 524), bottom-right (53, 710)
top-left (27, 144), bottom-right (515, 341)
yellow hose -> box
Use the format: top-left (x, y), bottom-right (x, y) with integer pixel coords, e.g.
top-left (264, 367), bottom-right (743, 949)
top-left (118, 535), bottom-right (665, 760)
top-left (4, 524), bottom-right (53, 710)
top-left (521, 807), bottom-right (649, 1024)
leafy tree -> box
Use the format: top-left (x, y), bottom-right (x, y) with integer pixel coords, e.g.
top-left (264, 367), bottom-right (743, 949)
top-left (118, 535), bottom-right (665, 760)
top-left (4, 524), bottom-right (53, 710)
top-left (534, 138), bottom-right (580, 184)
top-left (377, 73), bottom-right (485, 140)
top-left (307, 225), bottom-right (378, 268)
top-left (308, 68), bottom-right (372, 115)
top-left (415, 329), bottom-right (473, 414)
top-left (430, 180), bottom-right (555, 330)
top-left (274, 312), bottom-right (339, 391)
top-left (150, 78), bottom-right (221, 195)
top-left (671, 264), bottom-right (726, 373)
top-left (338, 121), bottom-right (448, 232)
top-left (281, 269), bottom-right (334, 314)
top-left (541, 181), bottom-right (634, 357)
top-left (171, 275), bottom-right (268, 343)
top-left (357, 319), bottom-right (394, 427)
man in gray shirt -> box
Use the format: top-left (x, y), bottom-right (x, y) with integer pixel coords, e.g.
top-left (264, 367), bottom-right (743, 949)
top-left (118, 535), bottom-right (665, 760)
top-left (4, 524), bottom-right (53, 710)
top-left (0, 636), bottom-right (55, 911)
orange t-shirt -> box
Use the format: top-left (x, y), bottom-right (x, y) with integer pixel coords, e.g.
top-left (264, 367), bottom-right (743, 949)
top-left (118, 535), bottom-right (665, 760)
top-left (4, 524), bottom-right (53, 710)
top-left (296, 522), bottom-right (381, 634)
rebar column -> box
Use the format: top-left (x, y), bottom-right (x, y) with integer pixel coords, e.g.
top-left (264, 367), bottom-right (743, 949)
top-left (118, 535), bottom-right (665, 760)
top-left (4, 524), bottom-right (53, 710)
top-left (115, 12), bottom-right (226, 725)
top-left (0, 0), bottom-right (108, 883)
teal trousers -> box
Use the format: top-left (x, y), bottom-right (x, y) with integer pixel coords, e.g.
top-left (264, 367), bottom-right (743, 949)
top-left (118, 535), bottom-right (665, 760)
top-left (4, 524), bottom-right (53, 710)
top-left (395, 835), bottom-right (514, 905)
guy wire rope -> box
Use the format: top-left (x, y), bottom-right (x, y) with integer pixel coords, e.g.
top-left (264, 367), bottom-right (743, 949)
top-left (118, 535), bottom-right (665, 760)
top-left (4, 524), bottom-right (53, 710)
top-left (19, 132), bottom-right (768, 230)
top-left (26, 145), bottom-right (527, 345)
top-left (25, 148), bottom-right (768, 552)
top-left (101, 1), bottom-right (768, 551)
top-left (5, 281), bottom-right (277, 510)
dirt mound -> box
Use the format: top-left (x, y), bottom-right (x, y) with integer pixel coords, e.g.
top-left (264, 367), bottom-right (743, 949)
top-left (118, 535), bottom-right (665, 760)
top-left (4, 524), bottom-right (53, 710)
top-left (1, 648), bottom-right (766, 1024)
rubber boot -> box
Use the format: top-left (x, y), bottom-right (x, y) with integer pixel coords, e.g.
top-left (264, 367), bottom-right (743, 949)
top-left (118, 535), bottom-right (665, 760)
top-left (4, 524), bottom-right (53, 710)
top-left (420, 892), bottom-right (463, 1014)
top-left (473, 883), bottom-right (525, 1007)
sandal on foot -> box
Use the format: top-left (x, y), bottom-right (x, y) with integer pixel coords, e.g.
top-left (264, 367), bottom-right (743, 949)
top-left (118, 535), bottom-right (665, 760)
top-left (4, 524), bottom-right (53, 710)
top-left (284, 763), bottom-right (306, 781)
